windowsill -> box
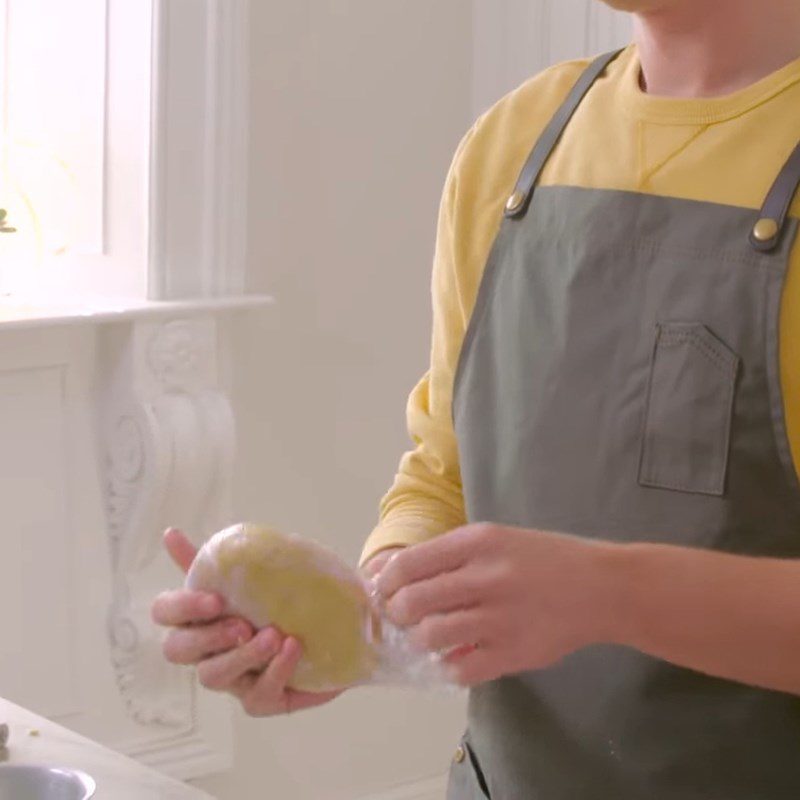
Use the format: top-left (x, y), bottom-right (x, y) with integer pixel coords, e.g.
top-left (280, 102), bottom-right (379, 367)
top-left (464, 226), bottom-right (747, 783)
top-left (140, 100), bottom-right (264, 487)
top-left (0, 293), bottom-right (274, 331)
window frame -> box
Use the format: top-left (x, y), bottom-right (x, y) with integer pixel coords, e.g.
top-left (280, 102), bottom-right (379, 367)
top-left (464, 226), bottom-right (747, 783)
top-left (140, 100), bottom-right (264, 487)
top-left (0, 0), bottom-right (249, 303)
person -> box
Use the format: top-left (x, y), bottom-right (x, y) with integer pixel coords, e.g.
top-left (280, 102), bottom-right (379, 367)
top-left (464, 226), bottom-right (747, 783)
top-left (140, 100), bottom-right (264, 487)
top-left (152, 0), bottom-right (800, 796)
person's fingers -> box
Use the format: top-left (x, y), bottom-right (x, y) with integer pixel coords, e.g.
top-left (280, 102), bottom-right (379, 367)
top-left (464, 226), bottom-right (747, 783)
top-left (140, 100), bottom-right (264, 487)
top-left (258, 637), bottom-right (304, 692)
top-left (360, 547), bottom-right (404, 580)
top-left (376, 527), bottom-right (481, 599)
top-left (241, 637), bottom-right (304, 715)
top-left (285, 688), bottom-right (343, 714)
top-left (164, 528), bottom-right (198, 574)
top-left (446, 646), bottom-right (502, 688)
top-left (196, 628), bottom-right (283, 692)
top-left (442, 643), bottom-right (479, 662)
top-left (151, 589), bottom-right (224, 626)
top-left (231, 680), bottom-right (342, 717)
top-left (162, 618), bottom-right (254, 665)
top-left (407, 609), bottom-right (487, 654)
top-left (385, 568), bottom-right (482, 626)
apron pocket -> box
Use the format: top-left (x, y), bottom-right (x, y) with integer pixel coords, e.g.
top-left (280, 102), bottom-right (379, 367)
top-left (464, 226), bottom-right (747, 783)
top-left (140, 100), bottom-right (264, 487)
top-left (638, 322), bottom-right (740, 496)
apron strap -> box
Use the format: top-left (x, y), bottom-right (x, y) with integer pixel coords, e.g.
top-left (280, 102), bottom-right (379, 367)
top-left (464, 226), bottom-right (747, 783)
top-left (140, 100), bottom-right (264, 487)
top-left (749, 140), bottom-right (800, 252)
top-left (504, 49), bottom-right (625, 220)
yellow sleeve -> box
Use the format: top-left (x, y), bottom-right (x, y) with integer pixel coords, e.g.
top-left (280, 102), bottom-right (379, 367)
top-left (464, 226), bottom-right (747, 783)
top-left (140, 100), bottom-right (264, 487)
top-left (359, 60), bottom-right (590, 566)
top-left (359, 128), bottom-right (477, 565)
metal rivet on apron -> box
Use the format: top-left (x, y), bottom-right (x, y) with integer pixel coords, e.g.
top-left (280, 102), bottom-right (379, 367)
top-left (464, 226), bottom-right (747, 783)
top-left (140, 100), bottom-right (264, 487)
top-left (453, 744), bottom-right (466, 764)
top-left (752, 217), bottom-right (779, 243)
top-left (505, 190), bottom-right (526, 214)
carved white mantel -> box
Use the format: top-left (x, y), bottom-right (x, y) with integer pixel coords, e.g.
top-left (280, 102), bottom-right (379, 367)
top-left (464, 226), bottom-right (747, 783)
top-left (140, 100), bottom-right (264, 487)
top-left (0, 298), bottom-right (269, 780)
top-left (97, 307), bottom-right (247, 778)
top-left (102, 316), bottom-right (235, 728)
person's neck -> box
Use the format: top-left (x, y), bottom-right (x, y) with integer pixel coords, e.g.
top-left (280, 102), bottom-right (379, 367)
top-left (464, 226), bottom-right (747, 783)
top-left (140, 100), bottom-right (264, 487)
top-left (634, 1), bottom-right (800, 98)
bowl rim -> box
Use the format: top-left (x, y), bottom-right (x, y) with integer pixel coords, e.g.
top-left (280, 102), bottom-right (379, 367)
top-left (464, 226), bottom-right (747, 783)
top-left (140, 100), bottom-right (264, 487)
top-left (0, 763), bottom-right (96, 797)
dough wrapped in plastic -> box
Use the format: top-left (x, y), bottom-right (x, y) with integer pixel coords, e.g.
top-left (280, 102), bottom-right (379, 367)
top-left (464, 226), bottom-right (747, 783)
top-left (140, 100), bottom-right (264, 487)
top-left (186, 523), bottom-right (449, 692)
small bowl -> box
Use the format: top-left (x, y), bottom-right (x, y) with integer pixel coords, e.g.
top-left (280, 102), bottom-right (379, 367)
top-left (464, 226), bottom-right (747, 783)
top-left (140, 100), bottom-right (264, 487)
top-left (0, 765), bottom-right (96, 799)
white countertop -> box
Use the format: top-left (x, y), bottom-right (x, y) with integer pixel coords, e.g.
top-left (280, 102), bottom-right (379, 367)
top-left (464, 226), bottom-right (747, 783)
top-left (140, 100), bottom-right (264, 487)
top-left (0, 698), bottom-right (213, 799)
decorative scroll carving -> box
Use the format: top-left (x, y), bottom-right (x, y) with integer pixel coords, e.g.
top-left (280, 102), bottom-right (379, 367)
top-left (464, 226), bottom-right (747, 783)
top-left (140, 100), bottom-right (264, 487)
top-left (103, 317), bottom-right (235, 729)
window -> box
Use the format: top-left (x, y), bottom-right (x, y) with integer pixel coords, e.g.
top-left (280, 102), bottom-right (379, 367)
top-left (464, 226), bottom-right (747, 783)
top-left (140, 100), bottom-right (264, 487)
top-left (0, 0), bottom-right (152, 298)
top-left (0, 0), bottom-right (247, 303)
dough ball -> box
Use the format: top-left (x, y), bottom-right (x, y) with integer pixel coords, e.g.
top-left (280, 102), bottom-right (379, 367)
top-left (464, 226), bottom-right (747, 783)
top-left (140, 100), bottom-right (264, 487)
top-left (186, 523), bottom-right (380, 692)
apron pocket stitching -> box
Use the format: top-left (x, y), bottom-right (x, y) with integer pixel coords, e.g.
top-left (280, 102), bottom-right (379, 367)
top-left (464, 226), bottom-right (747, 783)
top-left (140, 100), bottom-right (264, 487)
top-left (638, 322), bottom-right (740, 497)
top-left (657, 328), bottom-right (738, 377)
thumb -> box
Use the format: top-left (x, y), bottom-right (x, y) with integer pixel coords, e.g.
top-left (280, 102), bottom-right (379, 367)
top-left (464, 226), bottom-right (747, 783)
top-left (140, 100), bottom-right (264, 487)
top-left (164, 528), bottom-right (198, 574)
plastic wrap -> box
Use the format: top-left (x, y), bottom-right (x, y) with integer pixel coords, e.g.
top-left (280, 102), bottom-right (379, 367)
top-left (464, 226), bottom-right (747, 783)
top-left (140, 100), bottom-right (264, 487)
top-left (186, 523), bottom-right (450, 692)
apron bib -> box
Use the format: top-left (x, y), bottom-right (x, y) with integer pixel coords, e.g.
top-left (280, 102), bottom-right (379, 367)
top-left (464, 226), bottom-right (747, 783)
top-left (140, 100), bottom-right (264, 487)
top-left (449, 51), bottom-right (800, 799)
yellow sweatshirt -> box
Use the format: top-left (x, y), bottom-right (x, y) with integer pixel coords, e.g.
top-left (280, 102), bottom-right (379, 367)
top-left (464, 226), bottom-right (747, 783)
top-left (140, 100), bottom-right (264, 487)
top-left (361, 46), bottom-right (800, 564)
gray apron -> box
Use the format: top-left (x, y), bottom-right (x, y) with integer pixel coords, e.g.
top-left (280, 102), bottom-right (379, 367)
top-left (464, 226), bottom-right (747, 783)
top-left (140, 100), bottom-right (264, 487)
top-left (448, 51), bottom-right (800, 799)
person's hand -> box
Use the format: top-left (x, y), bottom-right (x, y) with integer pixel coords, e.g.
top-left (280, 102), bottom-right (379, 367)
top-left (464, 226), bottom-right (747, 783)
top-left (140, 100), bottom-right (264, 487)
top-left (375, 524), bottom-right (618, 687)
top-left (151, 528), bottom-right (341, 716)
top-left (360, 546), bottom-right (405, 580)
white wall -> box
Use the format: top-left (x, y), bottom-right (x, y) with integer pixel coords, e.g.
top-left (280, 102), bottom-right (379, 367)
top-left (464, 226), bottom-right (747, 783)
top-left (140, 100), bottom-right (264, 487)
top-left (472, 0), bottom-right (631, 116)
top-left (193, 2), bottom-right (473, 799)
